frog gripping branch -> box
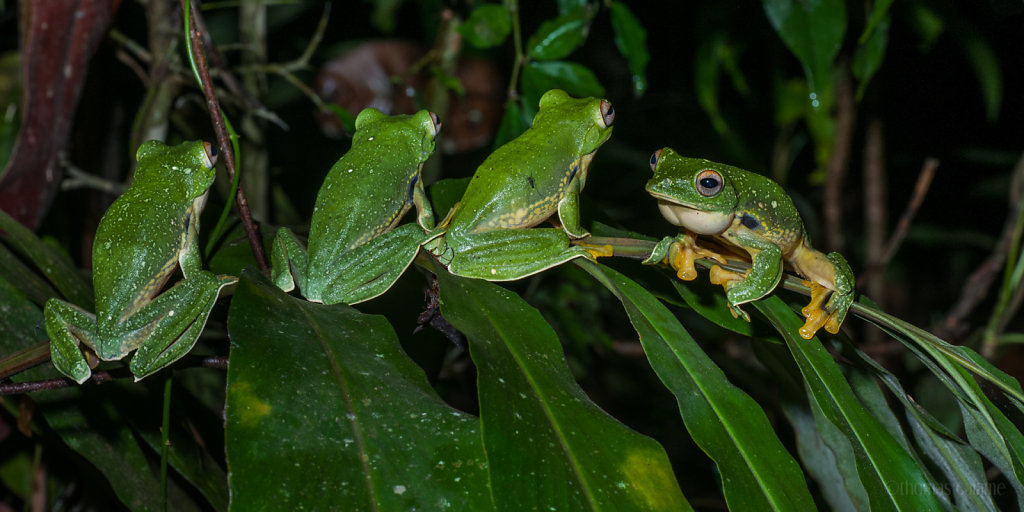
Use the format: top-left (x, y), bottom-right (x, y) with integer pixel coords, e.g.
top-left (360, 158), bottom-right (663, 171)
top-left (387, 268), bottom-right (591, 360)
top-left (270, 108), bottom-right (442, 305)
top-left (425, 89), bottom-right (616, 281)
top-left (45, 141), bottom-right (238, 384)
top-left (642, 147), bottom-right (855, 339)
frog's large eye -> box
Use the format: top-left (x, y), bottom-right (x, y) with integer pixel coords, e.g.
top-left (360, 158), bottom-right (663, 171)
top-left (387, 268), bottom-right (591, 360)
top-left (695, 169), bottom-right (723, 197)
top-left (649, 149), bottom-right (662, 171)
top-left (600, 100), bottom-right (615, 127)
top-left (429, 111), bottom-right (442, 138)
top-left (202, 142), bottom-right (219, 168)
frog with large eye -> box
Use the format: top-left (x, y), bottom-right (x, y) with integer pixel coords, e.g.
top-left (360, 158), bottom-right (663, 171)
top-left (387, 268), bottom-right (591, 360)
top-left (426, 89), bottom-right (615, 280)
top-left (643, 147), bottom-right (855, 339)
top-left (45, 140), bottom-right (238, 384)
top-left (271, 108), bottom-right (441, 304)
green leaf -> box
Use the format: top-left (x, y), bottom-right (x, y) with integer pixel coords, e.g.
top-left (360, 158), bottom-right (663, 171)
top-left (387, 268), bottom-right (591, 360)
top-left (521, 61), bottom-right (605, 112)
top-left (852, 14), bottom-right (890, 99)
top-left (580, 262), bottom-right (815, 510)
top-left (225, 270), bottom-right (493, 511)
top-left (958, 29), bottom-right (1002, 122)
top-left (526, 6), bottom-right (593, 61)
top-left (859, 0), bottom-right (894, 44)
top-left (754, 297), bottom-right (946, 509)
top-left (609, 2), bottom-right (649, 96)
top-left (694, 36), bottom-right (728, 134)
top-left (428, 177), bottom-right (471, 221)
top-left (0, 209), bottom-right (92, 309)
top-left (32, 383), bottom-right (215, 511)
top-left (459, 4), bottom-right (511, 49)
top-left (762, 0), bottom-right (846, 107)
top-left (436, 265), bottom-right (689, 512)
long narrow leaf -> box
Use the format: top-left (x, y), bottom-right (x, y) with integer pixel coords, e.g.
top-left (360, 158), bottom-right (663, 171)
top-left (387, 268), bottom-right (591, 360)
top-left (580, 262), bottom-right (815, 510)
top-left (755, 297), bottom-right (944, 510)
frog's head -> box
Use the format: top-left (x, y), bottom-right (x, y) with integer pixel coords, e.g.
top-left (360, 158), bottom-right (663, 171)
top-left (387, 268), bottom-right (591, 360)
top-left (353, 108), bottom-right (441, 164)
top-left (533, 89), bottom-right (615, 156)
top-left (645, 147), bottom-right (737, 235)
top-left (135, 140), bottom-right (219, 200)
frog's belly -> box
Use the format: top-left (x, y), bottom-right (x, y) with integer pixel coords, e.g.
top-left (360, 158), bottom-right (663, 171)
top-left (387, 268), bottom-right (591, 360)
top-left (657, 202), bottom-right (733, 235)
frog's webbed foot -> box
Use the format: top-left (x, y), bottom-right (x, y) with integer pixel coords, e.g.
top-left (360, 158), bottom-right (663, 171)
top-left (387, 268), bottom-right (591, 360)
top-left (710, 265), bottom-right (751, 321)
top-left (644, 232), bottom-right (727, 281)
top-left (572, 240), bottom-right (614, 259)
top-left (798, 252), bottom-right (855, 339)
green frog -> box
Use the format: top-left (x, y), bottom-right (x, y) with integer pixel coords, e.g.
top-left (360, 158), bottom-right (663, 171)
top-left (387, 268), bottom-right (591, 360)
top-left (643, 147), bottom-right (854, 339)
top-left (427, 89), bottom-right (615, 280)
top-left (271, 108), bottom-right (440, 304)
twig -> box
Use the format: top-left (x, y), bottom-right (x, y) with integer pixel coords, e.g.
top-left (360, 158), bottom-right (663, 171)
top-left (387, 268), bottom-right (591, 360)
top-left (184, 0), bottom-right (268, 272)
top-left (880, 158), bottom-right (938, 264)
top-left (938, 152), bottom-right (1024, 341)
top-left (823, 69), bottom-right (856, 252)
top-left (858, 157), bottom-right (938, 290)
top-left (861, 117), bottom-right (887, 302)
top-left (0, 356), bottom-right (228, 395)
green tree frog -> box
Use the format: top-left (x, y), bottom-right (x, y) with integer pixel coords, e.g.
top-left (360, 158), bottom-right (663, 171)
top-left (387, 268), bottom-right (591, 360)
top-left (427, 89), bottom-right (615, 280)
top-left (643, 147), bottom-right (855, 339)
top-left (45, 140), bottom-right (238, 384)
top-left (271, 108), bottom-right (440, 304)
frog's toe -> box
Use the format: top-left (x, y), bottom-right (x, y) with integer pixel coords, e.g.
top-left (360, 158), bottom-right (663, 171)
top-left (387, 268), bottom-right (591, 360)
top-left (799, 308), bottom-right (828, 339)
top-left (576, 242), bottom-right (614, 259)
top-left (675, 267), bottom-right (697, 281)
top-left (728, 303), bottom-right (751, 322)
top-left (709, 265), bottom-right (745, 290)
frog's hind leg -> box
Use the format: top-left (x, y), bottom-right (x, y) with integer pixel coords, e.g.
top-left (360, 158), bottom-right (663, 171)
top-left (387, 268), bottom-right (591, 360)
top-left (318, 223), bottom-right (430, 305)
top-left (447, 228), bottom-right (595, 280)
top-left (44, 299), bottom-right (100, 384)
top-left (270, 227), bottom-right (309, 296)
top-left (124, 271), bottom-right (237, 380)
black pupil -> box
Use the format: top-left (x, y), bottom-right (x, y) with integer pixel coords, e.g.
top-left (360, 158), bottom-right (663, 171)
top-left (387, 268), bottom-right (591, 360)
top-left (650, 154), bottom-right (658, 166)
top-left (700, 177), bottom-right (719, 189)
top-left (605, 105), bottom-right (614, 117)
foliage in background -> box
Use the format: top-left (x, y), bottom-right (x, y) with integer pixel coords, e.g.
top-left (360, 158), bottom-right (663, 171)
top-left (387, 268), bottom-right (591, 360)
top-left (1, 0), bottom-right (1023, 510)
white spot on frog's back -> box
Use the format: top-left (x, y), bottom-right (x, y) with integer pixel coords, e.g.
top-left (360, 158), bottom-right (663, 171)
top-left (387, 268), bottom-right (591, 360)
top-left (393, 485), bottom-right (406, 495)
top-left (772, 200), bottom-right (778, 208)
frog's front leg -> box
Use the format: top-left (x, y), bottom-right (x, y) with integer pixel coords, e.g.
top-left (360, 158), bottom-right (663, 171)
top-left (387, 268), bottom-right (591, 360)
top-left (311, 223), bottom-right (434, 304)
top-left (642, 231), bottom-right (728, 281)
top-left (445, 228), bottom-right (601, 280)
top-left (556, 178), bottom-right (588, 239)
top-left (45, 300), bottom-right (100, 384)
top-left (713, 235), bottom-right (783, 322)
top-left (795, 250), bottom-right (855, 339)
top-left (271, 227), bottom-right (309, 295)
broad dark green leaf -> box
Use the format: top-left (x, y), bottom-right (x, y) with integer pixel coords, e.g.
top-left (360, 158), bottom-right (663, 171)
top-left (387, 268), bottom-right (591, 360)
top-left (459, 4), bottom-right (511, 49)
top-left (0, 209), bottom-right (92, 309)
top-left (609, 2), bottom-right (649, 96)
top-left (755, 298), bottom-right (945, 510)
top-left (226, 270), bottom-right (492, 511)
top-left (694, 36), bottom-right (727, 134)
top-left (557, 0), bottom-right (587, 15)
top-left (521, 61), bottom-right (605, 114)
top-left (581, 262), bottom-right (815, 510)
top-left (762, 0), bottom-right (846, 106)
top-left (436, 266), bottom-right (688, 512)
top-left (526, 6), bottom-right (592, 61)
top-left (428, 177), bottom-right (472, 221)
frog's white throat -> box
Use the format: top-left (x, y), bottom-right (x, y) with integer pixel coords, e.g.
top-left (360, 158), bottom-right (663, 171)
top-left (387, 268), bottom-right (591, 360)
top-left (657, 201), bottom-right (733, 235)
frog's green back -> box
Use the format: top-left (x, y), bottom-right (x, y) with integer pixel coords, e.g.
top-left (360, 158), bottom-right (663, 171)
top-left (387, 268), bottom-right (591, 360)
top-left (307, 110), bottom-right (436, 268)
top-left (93, 141), bottom-right (215, 325)
top-left (451, 90), bottom-right (613, 233)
